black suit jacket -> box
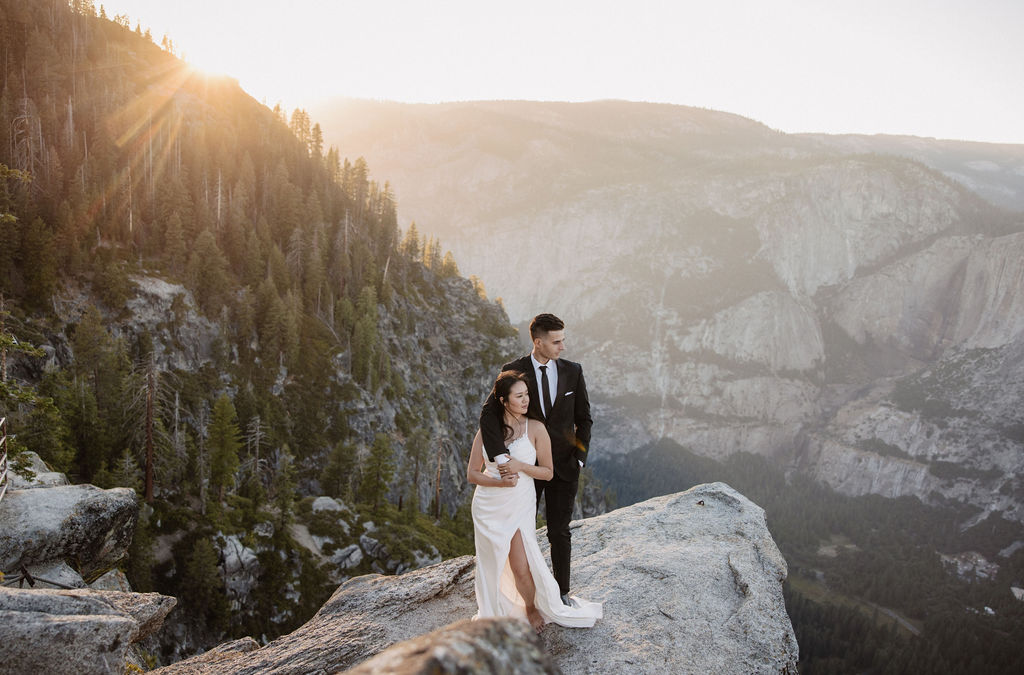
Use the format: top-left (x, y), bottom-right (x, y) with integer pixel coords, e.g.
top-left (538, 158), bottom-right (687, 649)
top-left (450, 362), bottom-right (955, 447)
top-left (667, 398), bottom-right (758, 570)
top-left (480, 356), bottom-right (593, 481)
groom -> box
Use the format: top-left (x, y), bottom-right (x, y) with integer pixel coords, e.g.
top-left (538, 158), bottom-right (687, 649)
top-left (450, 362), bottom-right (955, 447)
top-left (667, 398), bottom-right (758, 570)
top-left (480, 312), bottom-right (593, 605)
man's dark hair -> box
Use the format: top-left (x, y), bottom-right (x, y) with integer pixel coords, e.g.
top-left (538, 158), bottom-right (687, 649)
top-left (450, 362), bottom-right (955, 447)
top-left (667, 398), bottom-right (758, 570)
top-left (529, 313), bottom-right (564, 339)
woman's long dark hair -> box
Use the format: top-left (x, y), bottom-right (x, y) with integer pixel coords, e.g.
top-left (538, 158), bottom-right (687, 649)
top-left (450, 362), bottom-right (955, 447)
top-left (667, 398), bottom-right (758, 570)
top-left (486, 370), bottom-right (531, 442)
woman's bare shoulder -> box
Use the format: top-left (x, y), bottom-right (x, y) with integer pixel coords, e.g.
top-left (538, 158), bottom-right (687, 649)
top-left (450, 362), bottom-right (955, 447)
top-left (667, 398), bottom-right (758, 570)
top-left (530, 419), bottom-right (550, 440)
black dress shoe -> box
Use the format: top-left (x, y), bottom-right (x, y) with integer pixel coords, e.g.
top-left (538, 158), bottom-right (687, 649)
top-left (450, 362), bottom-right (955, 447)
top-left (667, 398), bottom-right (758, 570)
top-left (560, 593), bottom-right (571, 606)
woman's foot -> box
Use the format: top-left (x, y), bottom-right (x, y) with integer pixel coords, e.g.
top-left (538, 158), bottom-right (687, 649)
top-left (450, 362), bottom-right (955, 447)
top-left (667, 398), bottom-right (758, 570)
top-left (526, 606), bottom-right (544, 633)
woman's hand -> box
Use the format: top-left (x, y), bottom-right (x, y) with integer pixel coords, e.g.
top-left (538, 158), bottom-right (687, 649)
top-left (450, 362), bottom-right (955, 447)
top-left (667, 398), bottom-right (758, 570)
top-left (498, 471), bottom-right (519, 487)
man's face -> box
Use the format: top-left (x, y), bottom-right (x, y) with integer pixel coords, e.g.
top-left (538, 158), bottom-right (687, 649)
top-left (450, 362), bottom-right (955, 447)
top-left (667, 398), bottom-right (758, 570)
top-left (533, 329), bottom-right (565, 362)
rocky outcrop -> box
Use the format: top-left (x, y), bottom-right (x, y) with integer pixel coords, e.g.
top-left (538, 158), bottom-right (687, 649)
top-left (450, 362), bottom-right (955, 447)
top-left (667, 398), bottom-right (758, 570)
top-left (7, 450), bottom-right (70, 490)
top-left (124, 276), bottom-right (220, 371)
top-left (156, 483), bottom-right (797, 674)
top-left (947, 232), bottom-right (1024, 349)
top-left (0, 483), bottom-right (137, 580)
top-left (679, 291), bottom-right (824, 372)
top-left (347, 618), bottom-right (560, 674)
top-left (753, 159), bottom-right (961, 298)
top-left (801, 338), bottom-right (1024, 520)
top-left (829, 236), bottom-right (975, 358)
top-left (0, 586), bottom-right (176, 674)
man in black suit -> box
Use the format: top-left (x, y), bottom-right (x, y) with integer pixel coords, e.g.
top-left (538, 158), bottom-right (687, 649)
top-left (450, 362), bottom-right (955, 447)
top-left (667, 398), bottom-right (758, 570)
top-left (480, 313), bottom-right (592, 605)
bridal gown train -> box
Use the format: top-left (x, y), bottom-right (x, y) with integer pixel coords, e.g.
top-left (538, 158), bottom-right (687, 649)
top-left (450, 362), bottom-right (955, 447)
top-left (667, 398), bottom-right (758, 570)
top-left (471, 420), bottom-right (602, 628)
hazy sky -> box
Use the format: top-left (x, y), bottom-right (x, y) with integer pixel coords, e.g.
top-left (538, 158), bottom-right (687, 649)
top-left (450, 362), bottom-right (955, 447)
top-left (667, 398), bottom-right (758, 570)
top-left (102, 0), bottom-right (1024, 144)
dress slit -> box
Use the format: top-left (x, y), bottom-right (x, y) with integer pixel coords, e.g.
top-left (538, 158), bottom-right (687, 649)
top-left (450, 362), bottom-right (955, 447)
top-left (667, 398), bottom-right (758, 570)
top-left (471, 429), bottom-right (602, 628)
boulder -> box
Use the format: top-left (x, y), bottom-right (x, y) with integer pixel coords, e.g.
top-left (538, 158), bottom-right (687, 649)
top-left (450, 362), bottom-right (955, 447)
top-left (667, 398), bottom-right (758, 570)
top-left (155, 483), bottom-right (797, 674)
top-left (0, 586), bottom-right (176, 674)
top-left (22, 559), bottom-right (86, 588)
top-left (332, 543), bottom-right (363, 569)
top-left (347, 618), bottom-right (560, 674)
top-left (90, 568), bottom-right (134, 592)
top-left (148, 638), bottom-right (262, 674)
top-left (218, 534), bottom-right (259, 607)
top-left (312, 496), bottom-right (350, 514)
top-left (0, 484), bottom-right (137, 579)
top-left (7, 450), bottom-right (70, 489)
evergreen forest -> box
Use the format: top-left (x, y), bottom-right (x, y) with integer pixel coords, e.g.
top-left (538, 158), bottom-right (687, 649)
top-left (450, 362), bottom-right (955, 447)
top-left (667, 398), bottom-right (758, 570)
top-left (1, 0), bottom-right (513, 659)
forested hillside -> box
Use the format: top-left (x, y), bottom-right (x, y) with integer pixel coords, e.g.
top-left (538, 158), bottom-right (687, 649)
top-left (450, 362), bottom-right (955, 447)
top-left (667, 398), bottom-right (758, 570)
top-left (0, 0), bottom-right (514, 661)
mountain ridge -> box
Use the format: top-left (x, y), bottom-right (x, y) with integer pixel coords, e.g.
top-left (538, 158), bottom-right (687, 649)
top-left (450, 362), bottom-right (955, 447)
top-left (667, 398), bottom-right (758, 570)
top-left (306, 97), bottom-right (1024, 528)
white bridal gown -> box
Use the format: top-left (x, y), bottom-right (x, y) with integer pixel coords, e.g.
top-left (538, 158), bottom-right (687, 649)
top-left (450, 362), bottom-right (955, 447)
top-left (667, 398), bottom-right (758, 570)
top-left (471, 420), bottom-right (603, 627)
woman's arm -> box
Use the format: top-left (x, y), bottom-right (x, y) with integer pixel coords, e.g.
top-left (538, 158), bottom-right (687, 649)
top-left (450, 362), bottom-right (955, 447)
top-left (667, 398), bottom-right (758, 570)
top-left (503, 424), bottom-right (554, 481)
top-left (467, 430), bottom-right (518, 487)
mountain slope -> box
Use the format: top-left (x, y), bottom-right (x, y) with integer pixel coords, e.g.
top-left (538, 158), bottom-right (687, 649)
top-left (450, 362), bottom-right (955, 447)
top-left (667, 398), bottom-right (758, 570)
top-left (310, 98), bottom-right (1024, 526)
top-left (0, 2), bottom-right (514, 661)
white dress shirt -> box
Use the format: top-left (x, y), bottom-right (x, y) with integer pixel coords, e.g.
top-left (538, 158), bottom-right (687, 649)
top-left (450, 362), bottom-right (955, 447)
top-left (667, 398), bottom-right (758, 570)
top-left (530, 353), bottom-right (557, 416)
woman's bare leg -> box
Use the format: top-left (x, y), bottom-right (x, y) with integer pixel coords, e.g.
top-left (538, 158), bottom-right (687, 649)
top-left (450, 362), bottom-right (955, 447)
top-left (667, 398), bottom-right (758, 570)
top-left (508, 530), bottom-right (544, 632)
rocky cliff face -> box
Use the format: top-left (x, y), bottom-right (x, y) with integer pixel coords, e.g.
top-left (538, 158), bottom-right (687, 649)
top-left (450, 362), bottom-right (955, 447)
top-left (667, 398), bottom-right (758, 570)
top-left (311, 99), bottom-right (1024, 523)
top-left (155, 483), bottom-right (796, 674)
top-left (801, 133), bottom-right (1024, 212)
top-left (47, 269), bottom-right (515, 517)
top-left (0, 454), bottom-right (177, 674)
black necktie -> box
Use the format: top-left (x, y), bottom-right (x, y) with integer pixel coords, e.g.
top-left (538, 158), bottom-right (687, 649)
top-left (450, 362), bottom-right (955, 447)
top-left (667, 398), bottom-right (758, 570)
top-left (540, 365), bottom-right (553, 419)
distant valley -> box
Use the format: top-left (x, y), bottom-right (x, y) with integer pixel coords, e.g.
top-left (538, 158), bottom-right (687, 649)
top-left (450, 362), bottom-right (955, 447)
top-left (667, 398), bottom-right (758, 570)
top-left (311, 98), bottom-right (1024, 526)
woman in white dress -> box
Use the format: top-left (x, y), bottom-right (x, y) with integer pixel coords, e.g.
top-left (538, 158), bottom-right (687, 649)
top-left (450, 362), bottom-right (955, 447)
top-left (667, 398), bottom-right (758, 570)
top-left (467, 370), bottom-right (602, 632)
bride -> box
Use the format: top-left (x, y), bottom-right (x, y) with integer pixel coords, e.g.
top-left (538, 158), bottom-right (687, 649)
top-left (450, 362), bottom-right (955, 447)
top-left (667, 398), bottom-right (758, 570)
top-left (467, 370), bottom-right (602, 632)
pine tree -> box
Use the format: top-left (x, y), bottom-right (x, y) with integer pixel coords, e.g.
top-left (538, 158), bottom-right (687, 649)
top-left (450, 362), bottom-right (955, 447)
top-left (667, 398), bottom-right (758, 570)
top-left (310, 123), bottom-right (324, 159)
top-left (17, 375), bottom-right (75, 472)
top-left (321, 440), bottom-right (356, 500)
top-left (403, 428), bottom-right (430, 517)
top-left (20, 217), bottom-right (57, 310)
top-left (208, 393), bottom-right (241, 503)
top-left (289, 109), bottom-right (311, 151)
top-left (125, 352), bottom-right (173, 502)
top-left (186, 229), bottom-right (230, 314)
top-left (164, 212), bottom-right (186, 274)
top-left (424, 236), bottom-right (442, 271)
top-left (400, 222), bottom-right (421, 260)
top-left (255, 278), bottom-right (285, 372)
top-left (182, 537), bottom-right (230, 632)
top-left (113, 446), bottom-right (143, 492)
top-left (361, 433), bottom-right (395, 512)
top-left (72, 305), bottom-right (110, 394)
top-left (440, 251), bottom-right (460, 278)
top-left (271, 445), bottom-right (297, 522)
top-left (351, 285), bottom-right (379, 387)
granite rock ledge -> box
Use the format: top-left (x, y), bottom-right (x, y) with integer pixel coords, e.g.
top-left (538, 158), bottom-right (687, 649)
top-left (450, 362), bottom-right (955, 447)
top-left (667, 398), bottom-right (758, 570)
top-left (158, 482), bottom-right (797, 674)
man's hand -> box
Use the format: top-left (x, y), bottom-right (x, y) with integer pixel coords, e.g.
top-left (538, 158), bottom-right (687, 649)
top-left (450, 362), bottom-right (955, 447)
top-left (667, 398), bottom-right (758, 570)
top-left (498, 457), bottom-right (523, 477)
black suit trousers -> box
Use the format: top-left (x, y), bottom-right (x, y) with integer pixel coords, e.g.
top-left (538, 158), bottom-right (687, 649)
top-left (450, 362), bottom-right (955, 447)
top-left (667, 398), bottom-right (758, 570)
top-left (536, 473), bottom-right (577, 596)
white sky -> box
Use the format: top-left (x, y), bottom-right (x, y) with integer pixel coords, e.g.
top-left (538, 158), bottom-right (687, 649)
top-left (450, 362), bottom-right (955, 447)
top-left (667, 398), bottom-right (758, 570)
top-left (101, 0), bottom-right (1024, 144)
